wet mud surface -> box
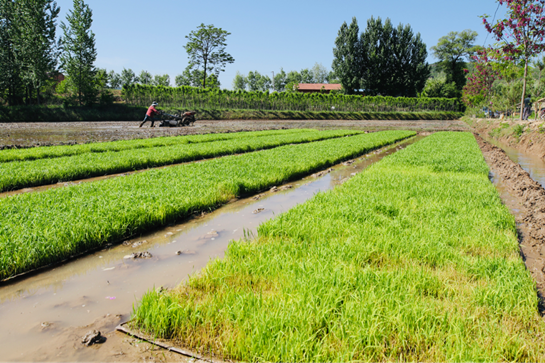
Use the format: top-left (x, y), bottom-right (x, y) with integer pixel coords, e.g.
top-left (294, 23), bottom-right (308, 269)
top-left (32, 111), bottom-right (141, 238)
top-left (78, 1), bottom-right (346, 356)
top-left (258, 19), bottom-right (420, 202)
top-left (0, 136), bottom-right (422, 362)
top-left (0, 120), bottom-right (467, 147)
top-left (477, 135), bottom-right (545, 302)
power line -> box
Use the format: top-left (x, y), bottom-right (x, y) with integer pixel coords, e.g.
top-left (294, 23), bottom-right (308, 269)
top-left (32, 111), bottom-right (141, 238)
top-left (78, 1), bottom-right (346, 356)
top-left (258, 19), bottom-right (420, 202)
top-left (484, 2), bottom-right (501, 47)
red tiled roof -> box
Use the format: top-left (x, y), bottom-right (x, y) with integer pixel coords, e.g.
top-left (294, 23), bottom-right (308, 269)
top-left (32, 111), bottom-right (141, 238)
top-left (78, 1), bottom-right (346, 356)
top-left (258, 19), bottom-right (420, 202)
top-left (297, 83), bottom-right (342, 91)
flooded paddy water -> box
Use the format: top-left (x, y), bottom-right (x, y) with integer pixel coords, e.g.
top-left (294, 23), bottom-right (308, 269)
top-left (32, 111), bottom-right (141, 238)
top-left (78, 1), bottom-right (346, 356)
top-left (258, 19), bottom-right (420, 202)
top-left (0, 136), bottom-right (423, 361)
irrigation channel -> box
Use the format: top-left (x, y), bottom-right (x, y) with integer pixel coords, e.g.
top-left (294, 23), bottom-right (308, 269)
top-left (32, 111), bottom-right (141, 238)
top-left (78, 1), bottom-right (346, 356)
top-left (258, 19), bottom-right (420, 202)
top-left (0, 135), bottom-right (423, 362)
top-left (485, 136), bottom-right (545, 189)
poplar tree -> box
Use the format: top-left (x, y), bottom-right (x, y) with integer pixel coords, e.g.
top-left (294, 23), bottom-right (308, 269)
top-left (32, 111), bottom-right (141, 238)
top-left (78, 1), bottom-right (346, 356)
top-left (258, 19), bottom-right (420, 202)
top-left (332, 17), bottom-right (361, 94)
top-left (333, 17), bottom-right (429, 96)
top-left (17, 0), bottom-right (59, 104)
top-left (59, 0), bottom-right (97, 105)
top-left (361, 17), bottom-right (429, 97)
top-left (0, 0), bottom-right (23, 105)
top-left (232, 71), bottom-right (247, 91)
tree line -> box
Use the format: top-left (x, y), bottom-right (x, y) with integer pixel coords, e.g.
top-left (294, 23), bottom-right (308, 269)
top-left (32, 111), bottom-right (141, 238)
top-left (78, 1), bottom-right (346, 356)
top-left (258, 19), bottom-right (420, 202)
top-left (231, 63), bottom-right (339, 92)
top-left (0, 0), bottom-right (102, 106)
top-left (332, 17), bottom-right (429, 97)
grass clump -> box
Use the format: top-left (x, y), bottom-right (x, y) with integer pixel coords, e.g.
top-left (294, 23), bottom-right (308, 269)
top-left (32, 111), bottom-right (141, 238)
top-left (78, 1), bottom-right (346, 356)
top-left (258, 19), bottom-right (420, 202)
top-left (0, 129), bottom-right (363, 191)
top-left (0, 130), bottom-right (414, 280)
top-left (131, 132), bottom-right (545, 362)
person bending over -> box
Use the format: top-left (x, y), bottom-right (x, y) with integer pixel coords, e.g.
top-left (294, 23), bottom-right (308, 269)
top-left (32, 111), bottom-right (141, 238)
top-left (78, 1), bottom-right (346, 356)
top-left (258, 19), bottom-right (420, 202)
top-left (140, 102), bottom-right (161, 127)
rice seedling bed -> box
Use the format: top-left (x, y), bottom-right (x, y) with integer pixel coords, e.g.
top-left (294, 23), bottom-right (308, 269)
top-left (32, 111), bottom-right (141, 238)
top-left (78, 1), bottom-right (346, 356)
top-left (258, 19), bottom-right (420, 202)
top-left (0, 129), bottom-right (363, 192)
top-left (0, 130), bottom-right (414, 281)
top-left (131, 132), bottom-right (545, 362)
top-left (0, 128), bottom-right (314, 163)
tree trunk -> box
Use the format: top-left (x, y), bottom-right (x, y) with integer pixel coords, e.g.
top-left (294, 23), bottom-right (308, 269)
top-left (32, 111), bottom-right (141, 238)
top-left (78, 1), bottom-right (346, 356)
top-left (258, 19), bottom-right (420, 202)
top-left (203, 57), bottom-right (207, 89)
top-left (520, 58), bottom-right (529, 121)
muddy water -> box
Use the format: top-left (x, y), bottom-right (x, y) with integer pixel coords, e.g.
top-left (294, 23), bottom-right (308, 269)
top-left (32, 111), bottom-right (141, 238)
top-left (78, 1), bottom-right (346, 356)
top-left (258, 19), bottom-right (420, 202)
top-left (0, 136), bottom-right (422, 362)
top-left (484, 136), bottom-right (545, 188)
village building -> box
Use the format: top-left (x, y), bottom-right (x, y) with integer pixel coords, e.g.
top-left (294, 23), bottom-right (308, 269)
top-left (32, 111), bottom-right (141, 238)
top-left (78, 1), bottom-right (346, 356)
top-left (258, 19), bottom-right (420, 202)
top-left (297, 83), bottom-right (342, 94)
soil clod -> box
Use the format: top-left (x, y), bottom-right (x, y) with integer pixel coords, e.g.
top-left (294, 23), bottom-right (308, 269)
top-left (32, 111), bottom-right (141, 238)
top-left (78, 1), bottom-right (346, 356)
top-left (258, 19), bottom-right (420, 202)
top-left (81, 330), bottom-right (104, 346)
top-left (253, 208), bottom-right (265, 214)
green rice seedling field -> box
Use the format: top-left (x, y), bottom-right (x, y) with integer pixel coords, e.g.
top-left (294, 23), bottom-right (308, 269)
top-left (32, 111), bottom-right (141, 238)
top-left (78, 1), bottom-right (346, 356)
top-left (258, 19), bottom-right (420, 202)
top-left (131, 132), bottom-right (545, 362)
top-left (0, 129), bottom-right (363, 192)
top-left (0, 130), bottom-right (414, 281)
top-left (0, 128), bottom-right (314, 163)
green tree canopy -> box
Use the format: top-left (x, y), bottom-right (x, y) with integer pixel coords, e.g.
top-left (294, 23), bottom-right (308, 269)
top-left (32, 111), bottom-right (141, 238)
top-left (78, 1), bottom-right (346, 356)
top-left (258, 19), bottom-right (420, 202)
top-left (332, 17), bottom-right (361, 94)
top-left (59, 0), bottom-right (97, 105)
top-left (333, 17), bottom-right (429, 96)
top-left (232, 71), bottom-right (246, 91)
top-left (361, 17), bottom-right (429, 97)
top-left (138, 70), bottom-right (152, 85)
top-left (120, 68), bottom-right (137, 87)
top-left (273, 68), bottom-right (287, 92)
top-left (1, 0), bottom-right (60, 105)
top-left (108, 70), bottom-right (121, 89)
top-left (16, 0), bottom-right (59, 105)
top-left (184, 23), bottom-right (234, 88)
top-left (153, 74), bottom-right (170, 87)
top-left (431, 30), bottom-right (478, 90)
top-left (175, 67), bottom-right (220, 89)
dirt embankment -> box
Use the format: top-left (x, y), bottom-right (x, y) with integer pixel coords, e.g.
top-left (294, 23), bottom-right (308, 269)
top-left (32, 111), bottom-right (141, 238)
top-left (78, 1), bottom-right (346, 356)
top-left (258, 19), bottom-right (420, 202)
top-left (469, 117), bottom-right (545, 158)
top-left (477, 135), bottom-right (545, 302)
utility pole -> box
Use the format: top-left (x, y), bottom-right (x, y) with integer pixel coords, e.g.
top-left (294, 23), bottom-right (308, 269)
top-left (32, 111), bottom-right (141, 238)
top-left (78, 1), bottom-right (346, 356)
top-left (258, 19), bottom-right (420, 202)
top-left (271, 71), bottom-right (275, 91)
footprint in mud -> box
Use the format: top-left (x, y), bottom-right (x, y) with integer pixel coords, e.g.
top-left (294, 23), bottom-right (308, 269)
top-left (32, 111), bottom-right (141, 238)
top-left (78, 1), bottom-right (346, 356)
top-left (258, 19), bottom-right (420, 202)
top-left (176, 250), bottom-right (196, 255)
top-left (123, 251), bottom-right (152, 259)
top-left (270, 185), bottom-right (293, 193)
top-left (126, 240), bottom-right (147, 248)
top-left (311, 169), bottom-right (333, 178)
top-left (252, 194), bottom-right (265, 200)
top-left (196, 230), bottom-right (221, 244)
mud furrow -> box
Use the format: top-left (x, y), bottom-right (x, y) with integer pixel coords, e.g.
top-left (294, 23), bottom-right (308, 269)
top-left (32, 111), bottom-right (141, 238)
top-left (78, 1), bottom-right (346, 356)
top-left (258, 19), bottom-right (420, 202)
top-left (476, 134), bottom-right (545, 300)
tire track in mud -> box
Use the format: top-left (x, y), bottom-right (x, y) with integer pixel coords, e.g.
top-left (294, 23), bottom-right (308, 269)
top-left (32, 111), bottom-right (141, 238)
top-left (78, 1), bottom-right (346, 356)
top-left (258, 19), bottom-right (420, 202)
top-left (476, 134), bottom-right (545, 307)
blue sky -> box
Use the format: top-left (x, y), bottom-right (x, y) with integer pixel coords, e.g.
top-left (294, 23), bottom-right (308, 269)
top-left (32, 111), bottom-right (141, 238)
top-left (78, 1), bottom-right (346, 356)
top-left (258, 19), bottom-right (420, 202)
top-left (54, 0), bottom-right (506, 89)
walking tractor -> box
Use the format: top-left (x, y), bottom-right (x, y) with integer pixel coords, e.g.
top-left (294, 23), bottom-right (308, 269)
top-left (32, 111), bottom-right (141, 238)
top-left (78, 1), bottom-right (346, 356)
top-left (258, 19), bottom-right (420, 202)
top-left (158, 110), bottom-right (197, 127)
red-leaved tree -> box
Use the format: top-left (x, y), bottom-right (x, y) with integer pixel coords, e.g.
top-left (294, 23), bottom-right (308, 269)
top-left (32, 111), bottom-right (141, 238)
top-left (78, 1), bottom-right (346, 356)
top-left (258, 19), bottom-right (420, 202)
top-left (483, 0), bottom-right (545, 120)
top-left (462, 49), bottom-right (501, 107)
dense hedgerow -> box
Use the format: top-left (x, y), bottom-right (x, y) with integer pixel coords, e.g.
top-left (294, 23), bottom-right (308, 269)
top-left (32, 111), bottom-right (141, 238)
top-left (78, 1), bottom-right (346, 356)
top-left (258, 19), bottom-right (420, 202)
top-left (122, 84), bottom-right (465, 113)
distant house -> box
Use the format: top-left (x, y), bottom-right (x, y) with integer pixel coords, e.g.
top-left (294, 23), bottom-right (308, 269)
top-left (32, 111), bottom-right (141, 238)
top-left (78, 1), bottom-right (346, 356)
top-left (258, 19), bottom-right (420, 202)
top-left (297, 83), bottom-right (342, 94)
top-left (52, 73), bottom-right (65, 83)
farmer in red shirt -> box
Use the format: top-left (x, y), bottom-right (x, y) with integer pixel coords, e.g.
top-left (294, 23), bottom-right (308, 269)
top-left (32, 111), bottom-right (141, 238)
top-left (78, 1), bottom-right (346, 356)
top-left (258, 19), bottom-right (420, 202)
top-left (140, 102), bottom-right (161, 127)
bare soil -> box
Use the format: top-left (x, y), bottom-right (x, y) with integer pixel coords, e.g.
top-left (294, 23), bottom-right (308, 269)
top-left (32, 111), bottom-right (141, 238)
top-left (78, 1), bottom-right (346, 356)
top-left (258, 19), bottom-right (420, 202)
top-left (0, 119), bottom-right (468, 148)
top-left (477, 134), bottom-right (545, 303)
top-left (469, 118), bottom-right (545, 159)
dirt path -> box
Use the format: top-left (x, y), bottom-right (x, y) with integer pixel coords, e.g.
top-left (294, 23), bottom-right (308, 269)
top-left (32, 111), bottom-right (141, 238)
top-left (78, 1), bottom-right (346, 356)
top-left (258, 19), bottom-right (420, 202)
top-left (477, 134), bottom-right (545, 305)
top-left (0, 120), bottom-right (468, 148)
